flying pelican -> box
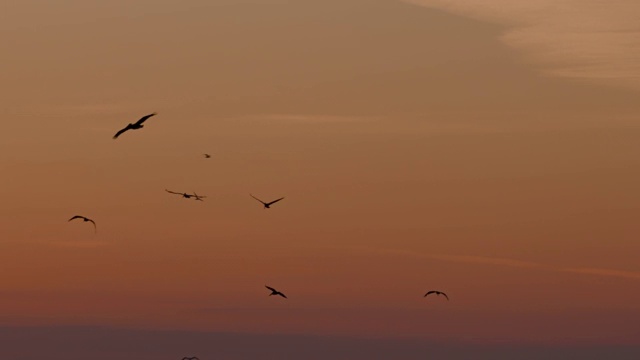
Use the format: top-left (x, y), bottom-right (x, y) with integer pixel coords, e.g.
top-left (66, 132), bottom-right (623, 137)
top-left (265, 285), bottom-right (287, 299)
top-left (424, 290), bottom-right (449, 301)
top-left (68, 215), bottom-right (96, 233)
top-left (203, 154), bottom-right (211, 158)
top-left (112, 112), bottom-right (157, 139)
top-left (182, 357), bottom-right (200, 360)
top-left (250, 194), bottom-right (284, 209)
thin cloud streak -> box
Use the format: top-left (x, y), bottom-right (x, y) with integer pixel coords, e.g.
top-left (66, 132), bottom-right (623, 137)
top-left (403, 0), bottom-right (640, 89)
top-left (360, 247), bottom-right (640, 281)
top-left (231, 114), bottom-right (377, 123)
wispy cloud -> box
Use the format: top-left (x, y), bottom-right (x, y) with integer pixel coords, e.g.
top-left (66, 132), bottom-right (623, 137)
top-left (361, 247), bottom-right (640, 281)
top-left (403, 0), bottom-right (640, 89)
top-left (233, 114), bottom-right (376, 123)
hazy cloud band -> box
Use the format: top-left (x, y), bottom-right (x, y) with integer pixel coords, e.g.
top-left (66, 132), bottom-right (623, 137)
top-left (403, 0), bottom-right (640, 89)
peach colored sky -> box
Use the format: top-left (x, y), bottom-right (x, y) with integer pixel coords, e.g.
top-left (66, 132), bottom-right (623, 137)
top-left (1, 0), bottom-right (640, 357)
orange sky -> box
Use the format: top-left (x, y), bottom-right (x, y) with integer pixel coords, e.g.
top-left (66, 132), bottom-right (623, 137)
top-left (1, 0), bottom-right (640, 356)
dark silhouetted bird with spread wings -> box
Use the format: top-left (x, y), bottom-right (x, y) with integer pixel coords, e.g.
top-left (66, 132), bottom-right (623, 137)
top-left (166, 189), bottom-right (206, 201)
top-left (250, 194), bottom-right (284, 209)
top-left (68, 215), bottom-right (96, 233)
top-left (265, 286), bottom-right (287, 299)
top-left (424, 290), bottom-right (449, 301)
top-left (113, 113), bottom-right (157, 139)
top-left (203, 153), bottom-right (211, 158)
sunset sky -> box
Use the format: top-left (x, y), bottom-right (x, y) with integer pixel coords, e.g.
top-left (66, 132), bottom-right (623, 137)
top-left (1, 0), bottom-right (640, 359)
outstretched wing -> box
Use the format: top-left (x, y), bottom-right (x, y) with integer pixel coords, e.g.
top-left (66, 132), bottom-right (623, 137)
top-left (441, 292), bottom-right (449, 300)
top-left (87, 218), bottom-right (97, 232)
top-left (266, 197), bottom-right (285, 206)
top-left (68, 215), bottom-right (83, 222)
top-left (265, 285), bottom-right (276, 292)
top-left (193, 192), bottom-right (206, 201)
top-left (113, 124), bottom-right (132, 139)
top-left (277, 292), bottom-right (287, 299)
top-left (134, 112), bottom-right (157, 126)
top-left (424, 291), bottom-right (436, 297)
top-left (251, 194), bottom-right (267, 205)
top-left (165, 189), bottom-right (182, 195)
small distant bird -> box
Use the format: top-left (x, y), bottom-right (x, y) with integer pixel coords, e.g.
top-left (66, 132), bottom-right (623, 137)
top-left (182, 357), bottom-right (200, 360)
top-left (112, 112), bottom-right (157, 139)
top-left (424, 290), bottom-right (449, 301)
top-left (250, 194), bottom-right (284, 209)
top-left (203, 154), bottom-right (211, 158)
top-left (166, 189), bottom-right (206, 201)
top-left (68, 215), bottom-right (96, 233)
top-left (265, 285), bottom-right (287, 299)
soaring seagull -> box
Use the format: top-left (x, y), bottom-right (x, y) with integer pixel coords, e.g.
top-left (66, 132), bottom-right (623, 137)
top-left (250, 194), bottom-right (284, 209)
top-left (424, 290), bottom-right (449, 301)
top-left (68, 215), bottom-right (96, 233)
top-left (113, 112), bottom-right (157, 139)
top-left (265, 285), bottom-right (287, 299)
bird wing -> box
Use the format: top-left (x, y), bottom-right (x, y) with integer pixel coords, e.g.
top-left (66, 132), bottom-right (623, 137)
top-left (265, 285), bottom-right (276, 292)
top-left (165, 189), bottom-right (182, 195)
top-left (278, 292), bottom-right (287, 299)
top-left (266, 197), bottom-right (285, 206)
top-left (134, 112), bottom-right (157, 126)
top-left (424, 291), bottom-right (436, 297)
top-left (68, 215), bottom-right (83, 221)
top-left (87, 218), bottom-right (97, 232)
top-left (251, 194), bottom-right (267, 205)
top-left (441, 292), bottom-right (449, 300)
top-left (113, 124), bottom-right (132, 139)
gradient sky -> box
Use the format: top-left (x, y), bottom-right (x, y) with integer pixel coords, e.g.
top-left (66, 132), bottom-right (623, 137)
top-left (1, 0), bottom-right (640, 358)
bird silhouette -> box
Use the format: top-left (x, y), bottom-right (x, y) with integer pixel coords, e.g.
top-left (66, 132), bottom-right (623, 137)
top-left (265, 285), bottom-right (287, 299)
top-left (112, 112), bottom-right (157, 139)
top-left (424, 290), bottom-right (449, 301)
top-left (166, 189), bottom-right (206, 201)
top-left (203, 154), bottom-right (211, 158)
top-left (182, 357), bottom-right (200, 360)
top-left (68, 215), bottom-right (96, 233)
top-left (250, 194), bottom-right (284, 209)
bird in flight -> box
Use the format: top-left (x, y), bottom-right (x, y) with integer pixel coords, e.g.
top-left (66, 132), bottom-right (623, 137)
top-left (424, 290), bottom-right (449, 301)
top-left (265, 285), bottom-right (287, 299)
top-left (112, 112), bottom-right (157, 139)
top-left (166, 189), bottom-right (206, 201)
top-left (182, 357), bottom-right (200, 360)
top-left (68, 215), bottom-right (96, 233)
top-left (203, 154), bottom-right (211, 158)
top-left (250, 194), bottom-right (284, 209)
